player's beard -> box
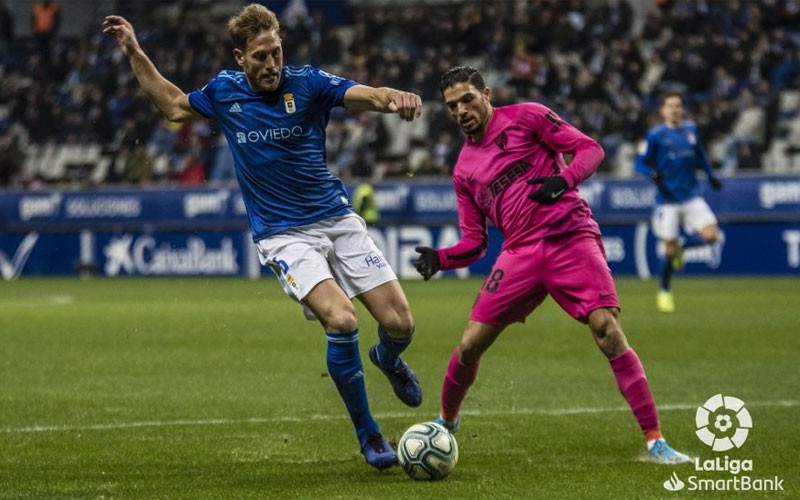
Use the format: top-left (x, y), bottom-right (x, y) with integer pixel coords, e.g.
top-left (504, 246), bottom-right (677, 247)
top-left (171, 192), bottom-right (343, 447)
top-left (460, 118), bottom-right (480, 136)
top-left (460, 105), bottom-right (489, 137)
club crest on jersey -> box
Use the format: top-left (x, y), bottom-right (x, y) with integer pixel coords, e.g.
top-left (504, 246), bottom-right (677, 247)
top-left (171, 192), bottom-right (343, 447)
top-left (283, 93), bottom-right (297, 114)
top-left (494, 131), bottom-right (507, 151)
top-left (686, 132), bottom-right (696, 145)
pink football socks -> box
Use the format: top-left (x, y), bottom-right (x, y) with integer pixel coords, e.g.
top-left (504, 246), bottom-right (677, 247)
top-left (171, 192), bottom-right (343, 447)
top-left (610, 348), bottom-right (661, 436)
top-left (440, 347), bottom-right (480, 422)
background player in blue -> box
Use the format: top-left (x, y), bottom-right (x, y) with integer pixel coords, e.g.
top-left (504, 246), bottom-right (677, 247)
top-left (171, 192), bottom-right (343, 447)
top-left (635, 91), bottom-right (723, 313)
top-left (103, 4), bottom-right (423, 470)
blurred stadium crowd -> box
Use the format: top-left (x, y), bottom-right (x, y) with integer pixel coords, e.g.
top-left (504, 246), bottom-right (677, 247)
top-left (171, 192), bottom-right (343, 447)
top-left (1, 0), bottom-right (800, 189)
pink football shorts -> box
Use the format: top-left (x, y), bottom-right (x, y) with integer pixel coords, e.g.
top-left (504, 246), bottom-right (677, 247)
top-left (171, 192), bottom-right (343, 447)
top-left (470, 232), bottom-right (620, 325)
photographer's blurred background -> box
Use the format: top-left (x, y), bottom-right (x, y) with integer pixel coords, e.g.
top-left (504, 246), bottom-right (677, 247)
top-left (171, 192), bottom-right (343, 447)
top-left (1, 0), bottom-right (799, 189)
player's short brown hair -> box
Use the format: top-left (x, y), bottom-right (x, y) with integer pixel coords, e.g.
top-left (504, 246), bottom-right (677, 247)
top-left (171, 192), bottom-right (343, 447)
top-left (660, 90), bottom-right (684, 106)
top-left (227, 4), bottom-right (280, 51)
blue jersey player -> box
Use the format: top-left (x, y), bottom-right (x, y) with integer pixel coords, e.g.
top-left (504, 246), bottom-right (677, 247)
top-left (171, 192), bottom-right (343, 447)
top-left (103, 4), bottom-right (423, 470)
top-left (635, 91), bottom-right (723, 313)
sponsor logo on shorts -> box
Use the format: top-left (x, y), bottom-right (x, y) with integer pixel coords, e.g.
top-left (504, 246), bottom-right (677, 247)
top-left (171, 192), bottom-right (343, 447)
top-left (364, 253), bottom-right (386, 268)
top-left (285, 273), bottom-right (299, 290)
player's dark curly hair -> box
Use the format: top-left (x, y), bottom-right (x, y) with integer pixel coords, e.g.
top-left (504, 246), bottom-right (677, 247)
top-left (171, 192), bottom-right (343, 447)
top-left (440, 66), bottom-right (486, 94)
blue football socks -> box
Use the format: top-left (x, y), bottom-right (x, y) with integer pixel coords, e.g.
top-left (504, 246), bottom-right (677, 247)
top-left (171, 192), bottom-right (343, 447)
top-left (374, 325), bottom-right (412, 369)
top-left (326, 329), bottom-right (379, 442)
top-left (660, 258), bottom-right (673, 291)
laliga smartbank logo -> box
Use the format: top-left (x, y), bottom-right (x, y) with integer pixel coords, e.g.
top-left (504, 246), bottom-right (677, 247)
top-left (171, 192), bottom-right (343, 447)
top-left (662, 394), bottom-right (785, 493)
top-left (663, 472), bottom-right (685, 492)
top-left (695, 393), bottom-right (751, 451)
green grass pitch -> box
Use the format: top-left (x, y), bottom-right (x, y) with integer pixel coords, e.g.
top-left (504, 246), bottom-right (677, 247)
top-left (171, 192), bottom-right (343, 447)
top-left (1, 277), bottom-right (798, 499)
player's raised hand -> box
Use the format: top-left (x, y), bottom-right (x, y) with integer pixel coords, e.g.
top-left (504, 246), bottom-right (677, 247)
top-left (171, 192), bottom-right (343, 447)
top-left (102, 15), bottom-right (141, 58)
top-left (414, 246), bottom-right (440, 281)
top-left (388, 91), bottom-right (422, 122)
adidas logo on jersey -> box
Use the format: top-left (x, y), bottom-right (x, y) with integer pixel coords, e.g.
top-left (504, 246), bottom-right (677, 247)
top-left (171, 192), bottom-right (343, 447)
top-left (228, 102), bottom-right (243, 113)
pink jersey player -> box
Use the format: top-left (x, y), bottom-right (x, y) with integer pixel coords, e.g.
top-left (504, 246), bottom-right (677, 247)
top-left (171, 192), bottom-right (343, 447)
top-left (414, 66), bottom-right (690, 464)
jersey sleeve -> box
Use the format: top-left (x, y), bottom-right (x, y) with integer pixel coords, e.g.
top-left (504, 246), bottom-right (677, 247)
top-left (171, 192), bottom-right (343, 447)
top-left (187, 77), bottom-right (218, 119)
top-left (306, 66), bottom-right (358, 110)
top-left (436, 177), bottom-right (488, 270)
top-left (635, 131), bottom-right (658, 178)
top-left (522, 103), bottom-right (604, 189)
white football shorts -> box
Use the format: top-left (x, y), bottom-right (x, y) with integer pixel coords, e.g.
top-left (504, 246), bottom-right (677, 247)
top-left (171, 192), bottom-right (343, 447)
top-left (652, 196), bottom-right (718, 241)
top-left (255, 213), bottom-right (396, 320)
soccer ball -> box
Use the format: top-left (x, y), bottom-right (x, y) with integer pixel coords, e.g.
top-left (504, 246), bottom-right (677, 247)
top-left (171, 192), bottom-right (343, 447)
top-left (397, 422), bottom-right (458, 480)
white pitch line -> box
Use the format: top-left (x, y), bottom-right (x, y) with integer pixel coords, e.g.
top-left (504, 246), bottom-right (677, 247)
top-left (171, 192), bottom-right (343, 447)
top-left (0, 294), bottom-right (75, 307)
top-left (2, 400), bottom-right (797, 435)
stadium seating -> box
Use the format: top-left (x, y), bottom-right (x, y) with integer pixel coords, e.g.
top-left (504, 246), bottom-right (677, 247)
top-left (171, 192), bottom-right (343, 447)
top-left (0, 0), bottom-right (798, 188)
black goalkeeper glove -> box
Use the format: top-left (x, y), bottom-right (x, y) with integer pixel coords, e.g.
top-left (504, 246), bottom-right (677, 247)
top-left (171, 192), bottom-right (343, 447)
top-left (709, 176), bottom-right (723, 191)
top-left (414, 246), bottom-right (441, 281)
top-left (527, 176), bottom-right (568, 204)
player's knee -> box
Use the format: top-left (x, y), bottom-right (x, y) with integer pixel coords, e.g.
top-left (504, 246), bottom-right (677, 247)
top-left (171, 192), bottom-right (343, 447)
top-left (382, 312), bottom-right (415, 340)
top-left (589, 308), bottom-right (628, 355)
top-left (664, 240), bottom-right (680, 257)
top-left (457, 342), bottom-right (483, 365)
top-left (375, 300), bottom-right (415, 339)
top-left (591, 316), bottom-right (622, 341)
top-left (319, 305), bottom-right (358, 333)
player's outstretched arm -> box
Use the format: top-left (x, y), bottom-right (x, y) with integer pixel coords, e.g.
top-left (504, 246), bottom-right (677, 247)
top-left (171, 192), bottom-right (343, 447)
top-left (343, 85), bottom-right (422, 122)
top-left (102, 15), bottom-right (201, 123)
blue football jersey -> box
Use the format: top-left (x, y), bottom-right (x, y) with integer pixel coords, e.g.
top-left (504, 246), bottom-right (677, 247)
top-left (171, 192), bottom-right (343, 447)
top-left (635, 121), bottom-right (714, 203)
top-left (188, 65), bottom-right (358, 241)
